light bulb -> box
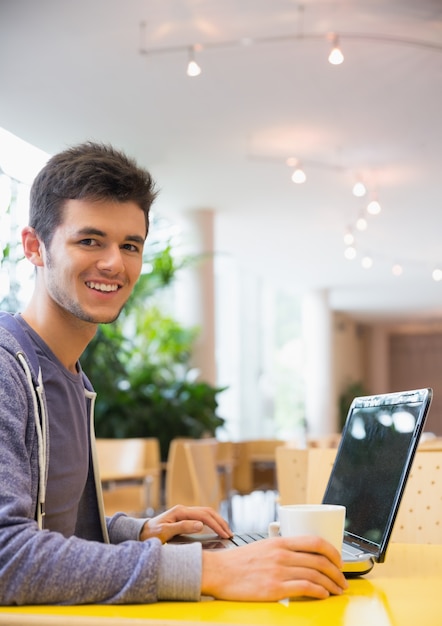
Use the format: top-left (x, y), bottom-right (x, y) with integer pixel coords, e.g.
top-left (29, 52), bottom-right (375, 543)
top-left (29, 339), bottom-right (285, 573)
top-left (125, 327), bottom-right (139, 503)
top-left (432, 268), bottom-right (442, 282)
top-left (361, 256), bottom-right (373, 269)
top-left (187, 59), bottom-right (201, 77)
top-left (343, 231), bottom-right (354, 245)
top-left (356, 216), bottom-right (367, 231)
top-left (344, 246), bottom-right (356, 260)
top-left (186, 47), bottom-right (201, 77)
top-left (392, 264), bottom-right (403, 276)
top-left (352, 181), bottom-right (366, 197)
top-left (328, 37), bottom-right (344, 65)
top-left (291, 167), bottom-right (306, 184)
top-left (367, 199), bottom-right (381, 215)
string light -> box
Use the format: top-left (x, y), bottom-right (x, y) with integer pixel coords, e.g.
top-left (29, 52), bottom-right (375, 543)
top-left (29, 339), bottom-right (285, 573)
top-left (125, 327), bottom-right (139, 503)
top-left (352, 181), bottom-right (366, 197)
top-left (286, 157), bottom-right (306, 184)
top-left (342, 246), bottom-right (442, 284)
top-left (137, 20), bottom-right (442, 286)
top-left (253, 154), bottom-right (381, 204)
top-left (186, 46), bottom-right (201, 77)
top-left (291, 166), bottom-right (307, 184)
top-left (432, 268), bottom-right (442, 282)
top-left (367, 193), bottom-right (382, 215)
top-left (139, 18), bottom-right (442, 77)
top-left (343, 230), bottom-right (354, 246)
top-left (356, 215), bottom-right (368, 231)
top-left (328, 35), bottom-right (344, 65)
top-left (344, 246), bottom-right (357, 260)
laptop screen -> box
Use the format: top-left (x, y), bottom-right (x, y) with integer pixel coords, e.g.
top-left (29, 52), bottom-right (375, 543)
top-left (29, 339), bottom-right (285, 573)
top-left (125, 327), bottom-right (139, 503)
top-left (322, 388), bottom-right (432, 561)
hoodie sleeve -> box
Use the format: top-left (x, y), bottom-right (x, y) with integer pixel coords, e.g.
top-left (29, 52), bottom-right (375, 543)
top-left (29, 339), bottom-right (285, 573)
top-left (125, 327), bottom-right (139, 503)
top-left (0, 336), bottom-right (203, 605)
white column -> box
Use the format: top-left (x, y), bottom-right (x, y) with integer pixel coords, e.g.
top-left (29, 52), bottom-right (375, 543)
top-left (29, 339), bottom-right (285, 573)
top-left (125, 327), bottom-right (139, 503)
top-left (173, 208), bottom-right (216, 386)
top-left (302, 289), bottom-right (335, 436)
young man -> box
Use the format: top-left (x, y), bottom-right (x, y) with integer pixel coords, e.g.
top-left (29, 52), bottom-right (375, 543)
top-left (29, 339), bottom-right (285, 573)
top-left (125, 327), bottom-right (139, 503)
top-left (0, 142), bottom-right (347, 604)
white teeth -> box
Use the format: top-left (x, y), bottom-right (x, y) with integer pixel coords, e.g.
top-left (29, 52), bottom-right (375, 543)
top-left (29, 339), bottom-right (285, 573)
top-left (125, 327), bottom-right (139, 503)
top-left (86, 281), bottom-right (119, 292)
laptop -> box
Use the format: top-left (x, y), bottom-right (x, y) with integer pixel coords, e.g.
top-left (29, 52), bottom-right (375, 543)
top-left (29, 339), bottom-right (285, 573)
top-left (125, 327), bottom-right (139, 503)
top-left (172, 388), bottom-right (432, 577)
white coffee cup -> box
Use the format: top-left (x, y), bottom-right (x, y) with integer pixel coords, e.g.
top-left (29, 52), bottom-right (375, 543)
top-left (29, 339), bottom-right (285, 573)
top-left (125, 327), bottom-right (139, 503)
top-left (268, 504), bottom-right (346, 551)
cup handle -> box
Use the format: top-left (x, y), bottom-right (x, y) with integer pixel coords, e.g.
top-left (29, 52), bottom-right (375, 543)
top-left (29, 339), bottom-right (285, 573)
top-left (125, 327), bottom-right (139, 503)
top-left (268, 521), bottom-right (280, 538)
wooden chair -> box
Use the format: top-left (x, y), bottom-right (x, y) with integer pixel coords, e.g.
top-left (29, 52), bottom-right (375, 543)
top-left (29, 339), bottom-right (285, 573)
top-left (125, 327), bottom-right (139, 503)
top-left (232, 439), bottom-right (284, 496)
top-left (275, 446), bottom-right (337, 506)
top-left (184, 439), bottom-right (222, 511)
top-left (216, 440), bottom-right (235, 499)
top-left (275, 447), bottom-right (309, 505)
top-left (231, 441), bottom-right (253, 495)
top-left (164, 438), bottom-right (194, 509)
top-left (391, 450), bottom-right (442, 544)
top-left (306, 448), bottom-right (338, 503)
top-left (165, 438), bottom-right (222, 512)
top-left (248, 438), bottom-right (285, 492)
top-left (96, 437), bottom-right (161, 517)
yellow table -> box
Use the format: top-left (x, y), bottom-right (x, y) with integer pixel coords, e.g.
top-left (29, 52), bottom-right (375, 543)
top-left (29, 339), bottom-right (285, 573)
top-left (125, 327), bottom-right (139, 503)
top-left (0, 543), bottom-right (441, 626)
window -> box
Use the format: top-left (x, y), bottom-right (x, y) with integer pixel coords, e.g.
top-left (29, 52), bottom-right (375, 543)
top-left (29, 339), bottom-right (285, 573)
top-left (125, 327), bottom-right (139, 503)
top-left (0, 128), bottom-right (50, 310)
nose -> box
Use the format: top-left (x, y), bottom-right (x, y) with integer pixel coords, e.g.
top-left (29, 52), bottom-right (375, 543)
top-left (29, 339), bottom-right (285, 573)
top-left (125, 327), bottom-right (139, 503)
top-left (96, 244), bottom-right (125, 274)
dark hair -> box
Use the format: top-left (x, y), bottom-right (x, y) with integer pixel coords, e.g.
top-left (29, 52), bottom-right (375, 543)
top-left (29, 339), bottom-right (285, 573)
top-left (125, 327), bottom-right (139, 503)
top-left (29, 141), bottom-right (158, 246)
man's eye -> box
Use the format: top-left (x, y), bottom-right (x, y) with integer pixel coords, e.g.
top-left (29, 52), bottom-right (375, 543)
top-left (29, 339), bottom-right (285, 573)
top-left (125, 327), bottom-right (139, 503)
top-left (79, 239), bottom-right (97, 246)
top-left (123, 243), bottom-right (140, 253)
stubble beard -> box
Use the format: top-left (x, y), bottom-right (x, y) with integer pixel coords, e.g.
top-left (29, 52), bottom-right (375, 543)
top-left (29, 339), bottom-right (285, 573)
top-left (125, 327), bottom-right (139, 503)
top-left (45, 252), bottom-right (128, 325)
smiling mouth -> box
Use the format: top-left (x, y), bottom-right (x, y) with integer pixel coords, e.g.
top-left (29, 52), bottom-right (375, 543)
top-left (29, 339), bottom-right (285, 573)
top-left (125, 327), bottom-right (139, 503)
top-left (86, 281), bottom-right (120, 293)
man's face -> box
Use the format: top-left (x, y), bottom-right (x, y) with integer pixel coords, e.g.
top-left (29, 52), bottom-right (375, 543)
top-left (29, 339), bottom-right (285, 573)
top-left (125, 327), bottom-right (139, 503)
top-left (40, 198), bottom-right (146, 325)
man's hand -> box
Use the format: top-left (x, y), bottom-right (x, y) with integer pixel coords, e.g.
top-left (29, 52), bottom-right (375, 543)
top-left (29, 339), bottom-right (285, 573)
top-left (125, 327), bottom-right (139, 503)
top-left (140, 505), bottom-right (233, 543)
top-left (201, 535), bottom-right (349, 601)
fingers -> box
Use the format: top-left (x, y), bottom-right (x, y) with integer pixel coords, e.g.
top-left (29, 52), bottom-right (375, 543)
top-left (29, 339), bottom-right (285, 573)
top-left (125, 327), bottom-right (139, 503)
top-left (276, 536), bottom-right (348, 593)
top-left (201, 536), bottom-right (348, 602)
top-left (284, 535), bottom-right (344, 569)
top-left (166, 505), bottom-right (233, 538)
top-left (140, 505), bottom-right (233, 543)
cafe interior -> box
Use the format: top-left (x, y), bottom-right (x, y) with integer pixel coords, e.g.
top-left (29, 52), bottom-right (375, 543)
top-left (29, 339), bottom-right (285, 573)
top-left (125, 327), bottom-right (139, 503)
top-left (1, 1), bottom-right (442, 624)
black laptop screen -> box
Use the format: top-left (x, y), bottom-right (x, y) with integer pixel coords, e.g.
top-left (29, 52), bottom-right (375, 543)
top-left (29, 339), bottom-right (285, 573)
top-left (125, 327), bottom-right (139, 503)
top-left (322, 389), bottom-right (431, 554)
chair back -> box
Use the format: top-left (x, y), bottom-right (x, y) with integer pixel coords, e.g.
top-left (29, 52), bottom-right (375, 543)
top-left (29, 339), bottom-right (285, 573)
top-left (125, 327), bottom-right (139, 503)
top-left (231, 441), bottom-right (253, 494)
top-left (96, 438), bottom-right (146, 476)
top-left (96, 437), bottom-right (161, 516)
top-left (165, 438), bottom-right (222, 510)
top-left (184, 439), bottom-right (221, 510)
top-left (275, 446), bottom-right (337, 506)
top-left (164, 438), bottom-right (196, 509)
top-left (216, 441), bottom-right (235, 501)
top-left (392, 450), bottom-right (442, 544)
top-left (275, 447), bottom-right (309, 505)
top-left (232, 439), bottom-right (284, 495)
top-left (306, 448), bottom-right (337, 503)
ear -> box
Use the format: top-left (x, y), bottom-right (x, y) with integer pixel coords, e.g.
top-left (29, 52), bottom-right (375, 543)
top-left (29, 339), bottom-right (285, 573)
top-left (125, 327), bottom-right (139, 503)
top-left (22, 227), bottom-right (45, 267)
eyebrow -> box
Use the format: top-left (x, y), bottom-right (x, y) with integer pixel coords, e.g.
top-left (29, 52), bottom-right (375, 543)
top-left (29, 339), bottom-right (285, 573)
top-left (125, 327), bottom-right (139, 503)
top-left (75, 227), bottom-right (146, 245)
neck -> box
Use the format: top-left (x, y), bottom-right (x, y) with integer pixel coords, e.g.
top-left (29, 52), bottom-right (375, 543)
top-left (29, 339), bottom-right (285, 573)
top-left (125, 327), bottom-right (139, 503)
top-left (21, 298), bottom-right (97, 374)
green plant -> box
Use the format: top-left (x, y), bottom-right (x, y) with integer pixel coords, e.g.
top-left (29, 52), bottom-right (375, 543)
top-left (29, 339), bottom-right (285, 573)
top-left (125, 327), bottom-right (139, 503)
top-left (81, 243), bottom-right (225, 460)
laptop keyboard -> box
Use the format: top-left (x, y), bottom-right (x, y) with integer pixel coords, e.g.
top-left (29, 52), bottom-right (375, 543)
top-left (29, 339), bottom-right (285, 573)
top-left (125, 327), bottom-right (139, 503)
top-left (230, 532), bottom-right (267, 546)
top-left (342, 543), bottom-right (366, 559)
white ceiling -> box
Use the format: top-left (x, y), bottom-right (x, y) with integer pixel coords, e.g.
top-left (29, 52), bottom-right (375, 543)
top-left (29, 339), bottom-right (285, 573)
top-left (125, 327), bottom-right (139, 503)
top-left (1, 0), bottom-right (442, 322)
